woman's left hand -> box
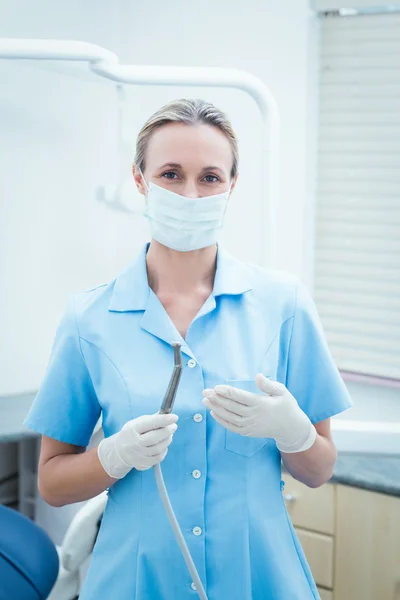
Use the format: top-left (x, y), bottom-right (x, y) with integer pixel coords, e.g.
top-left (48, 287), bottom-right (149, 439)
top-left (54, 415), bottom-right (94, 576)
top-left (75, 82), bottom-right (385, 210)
top-left (202, 374), bottom-right (317, 453)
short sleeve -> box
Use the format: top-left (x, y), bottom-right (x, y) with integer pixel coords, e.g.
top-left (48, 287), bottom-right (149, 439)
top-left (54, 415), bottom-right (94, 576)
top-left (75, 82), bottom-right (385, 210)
top-left (24, 296), bottom-right (101, 446)
top-left (285, 279), bottom-right (353, 424)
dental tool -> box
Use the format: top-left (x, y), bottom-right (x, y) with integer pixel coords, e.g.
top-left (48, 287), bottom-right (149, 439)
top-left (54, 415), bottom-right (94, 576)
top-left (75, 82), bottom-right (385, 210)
top-left (153, 342), bottom-right (208, 600)
top-left (159, 342), bottom-right (183, 414)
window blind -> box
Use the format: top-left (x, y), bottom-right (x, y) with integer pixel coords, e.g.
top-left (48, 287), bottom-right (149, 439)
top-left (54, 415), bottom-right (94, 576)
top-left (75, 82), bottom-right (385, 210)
top-left (315, 12), bottom-right (400, 379)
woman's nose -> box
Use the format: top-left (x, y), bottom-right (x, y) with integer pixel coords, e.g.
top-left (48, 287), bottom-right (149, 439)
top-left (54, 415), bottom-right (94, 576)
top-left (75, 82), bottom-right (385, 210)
top-left (181, 181), bottom-right (201, 198)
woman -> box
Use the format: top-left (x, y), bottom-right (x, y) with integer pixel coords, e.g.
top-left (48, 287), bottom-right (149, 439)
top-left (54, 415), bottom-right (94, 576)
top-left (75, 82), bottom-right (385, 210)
top-left (25, 98), bottom-right (352, 600)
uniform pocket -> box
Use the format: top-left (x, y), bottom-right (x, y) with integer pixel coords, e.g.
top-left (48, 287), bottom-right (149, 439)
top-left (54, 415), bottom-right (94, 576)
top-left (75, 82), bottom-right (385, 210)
top-left (224, 379), bottom-right (276, 457)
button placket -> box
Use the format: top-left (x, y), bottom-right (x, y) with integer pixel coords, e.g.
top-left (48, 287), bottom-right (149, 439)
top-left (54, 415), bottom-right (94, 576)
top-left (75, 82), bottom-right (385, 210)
top-left (182, 364), bottom-right (206, 595)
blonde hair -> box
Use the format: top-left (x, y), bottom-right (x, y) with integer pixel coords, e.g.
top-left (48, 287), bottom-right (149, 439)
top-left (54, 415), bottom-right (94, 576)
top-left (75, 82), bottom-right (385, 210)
top-left (134, 98), bottom-right (238, 178)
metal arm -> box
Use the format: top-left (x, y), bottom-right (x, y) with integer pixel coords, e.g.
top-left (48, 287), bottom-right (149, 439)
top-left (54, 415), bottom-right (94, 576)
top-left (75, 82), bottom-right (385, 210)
top-left (0, 38), bottom-right (280, 267)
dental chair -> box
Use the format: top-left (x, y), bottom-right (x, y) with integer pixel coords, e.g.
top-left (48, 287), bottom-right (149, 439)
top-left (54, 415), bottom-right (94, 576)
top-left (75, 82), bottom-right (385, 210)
top-left (47, 491), bottom-right (107, 600)
top-left (0, 504), bottom-right (59, 600)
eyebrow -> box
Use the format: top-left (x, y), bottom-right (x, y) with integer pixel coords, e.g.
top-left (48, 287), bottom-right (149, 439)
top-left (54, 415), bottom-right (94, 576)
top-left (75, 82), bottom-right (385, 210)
top-left (157, 163), bottom-right (224, 173)
top-left (158, 163), bottom-right (182, 170)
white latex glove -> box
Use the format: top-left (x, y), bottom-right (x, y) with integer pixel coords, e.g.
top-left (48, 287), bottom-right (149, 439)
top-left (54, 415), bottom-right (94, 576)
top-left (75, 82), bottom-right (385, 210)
top-left (97, 412), bottom-right (179, 479)
top-left (202, 374), bottom-right (316, 454)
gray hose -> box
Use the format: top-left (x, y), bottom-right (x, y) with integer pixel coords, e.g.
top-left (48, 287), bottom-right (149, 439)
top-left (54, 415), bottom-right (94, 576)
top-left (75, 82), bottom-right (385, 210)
top-left (153, 462), bottom-right (208, 600)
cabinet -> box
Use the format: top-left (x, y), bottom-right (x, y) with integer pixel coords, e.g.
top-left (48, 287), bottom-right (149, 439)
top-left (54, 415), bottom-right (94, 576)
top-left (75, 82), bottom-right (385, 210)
top-left (334, 485), bottom-right (400, 600)
top-left (282, 473), bottom-right (400, 600)
top-left (282, 473), bottom-right (335, 598)
top-left (296, 529), bottom-right (334, 589)
top-left (282, 472), bottom-right (335, 534)
top-left (0, 442), bottom-right (18, 506)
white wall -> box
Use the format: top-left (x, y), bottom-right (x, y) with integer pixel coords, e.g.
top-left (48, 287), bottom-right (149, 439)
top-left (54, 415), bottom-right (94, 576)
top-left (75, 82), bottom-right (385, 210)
top-left (0, 0), bottom-right (318, 395)
top-left (120, 0), bottom-right (319, 277)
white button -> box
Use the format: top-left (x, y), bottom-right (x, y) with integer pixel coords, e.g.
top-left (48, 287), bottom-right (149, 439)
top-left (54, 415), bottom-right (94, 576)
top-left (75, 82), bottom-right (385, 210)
top-left (191, 583), bottom-right (197, 591)
top-left (193, 526), bottom-right (202, 536)
top-left (193, 413), bottom-right (203, 423)
top-left (192, 470), bottom-right (201, 479)
top-left (188, 359), bottom-right (197, 368)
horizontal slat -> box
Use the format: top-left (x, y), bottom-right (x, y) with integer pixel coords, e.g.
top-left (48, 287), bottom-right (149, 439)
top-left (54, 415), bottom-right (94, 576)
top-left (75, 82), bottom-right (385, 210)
top-left (315, 260), bottom-right (400, 283)
top-left (318, 2), bottom-right (400, 12)
top-left (320, 93), bottom-right (400, 111)
top-left (316, 274), bottom-right (400, 297)
top-left (321, 70), bottom-right (400, 84)
top-left (319, 124), bottom-right (400, 142)
top-left (316, 248), bottom-right (399, 268)
top-left (319, 166), bottom-right (400, 182)
top-left (322, 42), bottom-right (400, 56)
top-left (319, 305), bottom-right (399, 329)
top-left (320, 83), bottom-right (400, 98)
top-left (318, 192), bottom-right (400, 209)
top-left (320, 315), bottom-right (400, 341)
top-left (321, 41), bottom-right (400, 60)
top-left (326, 326), bottom-right (400, 353)
top-left (317, 221), bottom-right (400, 240)
top-left (316, 235), bottom-right (400, 254)
top-left (326, 335), bottom-right (400, 365)
top-left (329, 353), bottom-right (400, 379)
top-left (316, 293), bottom-right (400, 315)
top-left (322, 55), bottom-right (400, 71)
top-left (318, 119), bottom-right (400, 137)
top-left (317, 206), bottom-right (400, 226)
top-left (320, 14), bottom-right (400, 34)
top-left (319, 153), bottom-right (400, 168)
top-left (320, 112), bottom-right (400, 126)
top-left (315, 288), bottom-right (400, 311)
top-left (318, 179), bottom-right (400, 196)
top-left (319, 141), bottom-right (400, 155)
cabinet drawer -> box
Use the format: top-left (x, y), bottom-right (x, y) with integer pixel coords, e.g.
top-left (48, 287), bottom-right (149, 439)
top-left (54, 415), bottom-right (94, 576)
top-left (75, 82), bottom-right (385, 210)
top-left (296, 528), bottom-right (334, 589)
top-left (318, 588), bottom-right (333, 600)
top-left (282, 473), bottom-right (335, 535)
top-left (0, 476), bottom-right (18, 505)
top-left (334, 485), bottom-right (400, 600)
top-left (0, 443), bottom-right (18, 480)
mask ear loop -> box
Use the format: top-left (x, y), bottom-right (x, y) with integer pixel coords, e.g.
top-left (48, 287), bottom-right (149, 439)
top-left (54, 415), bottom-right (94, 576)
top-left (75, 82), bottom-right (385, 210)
top-left (138, 167), bottom-right (150, 193)
top-left (220, 179), bottom-right (233, 224)
top-left (138, 167), bottom-right (151, 216)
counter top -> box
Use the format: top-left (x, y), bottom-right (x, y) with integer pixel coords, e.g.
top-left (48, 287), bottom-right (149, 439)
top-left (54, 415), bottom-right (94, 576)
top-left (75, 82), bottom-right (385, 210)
top-left (0, 392), bottom-right (38, 442)
top-left (330, 452), bottom-right (400, 498)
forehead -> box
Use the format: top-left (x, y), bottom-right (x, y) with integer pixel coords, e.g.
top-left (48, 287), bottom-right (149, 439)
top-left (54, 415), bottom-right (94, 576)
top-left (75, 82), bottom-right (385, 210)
top-left (145, 122), bottom-right (233, 171)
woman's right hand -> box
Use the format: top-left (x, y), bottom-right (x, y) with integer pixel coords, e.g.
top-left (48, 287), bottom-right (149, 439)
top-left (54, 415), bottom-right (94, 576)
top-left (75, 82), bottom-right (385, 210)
top-left (97, 413), bottom-right (179, 479)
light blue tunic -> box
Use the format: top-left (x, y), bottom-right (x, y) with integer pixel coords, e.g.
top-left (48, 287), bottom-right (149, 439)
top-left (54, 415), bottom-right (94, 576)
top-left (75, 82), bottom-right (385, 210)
top-left (25, 243), bottom-right (352, 600)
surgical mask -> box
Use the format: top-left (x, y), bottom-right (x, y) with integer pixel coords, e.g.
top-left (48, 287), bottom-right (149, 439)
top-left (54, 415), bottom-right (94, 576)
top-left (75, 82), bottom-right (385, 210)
top-left (140, 172), bottom-right (231, 252)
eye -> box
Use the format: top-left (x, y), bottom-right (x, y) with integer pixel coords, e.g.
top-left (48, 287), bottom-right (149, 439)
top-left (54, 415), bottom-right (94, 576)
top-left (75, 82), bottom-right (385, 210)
top-left (204, 174), bottom-right (220, 183)
top-left (161, 171), bottom-right (179, 180)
